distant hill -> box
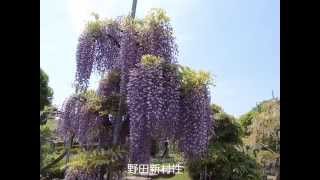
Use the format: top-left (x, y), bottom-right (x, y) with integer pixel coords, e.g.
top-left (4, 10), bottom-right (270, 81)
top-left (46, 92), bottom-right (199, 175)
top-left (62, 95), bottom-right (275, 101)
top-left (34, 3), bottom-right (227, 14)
top-left (239, 98), bottom-right (280, 179)
top-left (240, 98), bottom-right (280, 152)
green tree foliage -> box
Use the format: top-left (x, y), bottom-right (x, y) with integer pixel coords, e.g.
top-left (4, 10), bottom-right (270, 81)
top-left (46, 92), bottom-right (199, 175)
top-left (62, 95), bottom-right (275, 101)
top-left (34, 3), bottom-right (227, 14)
top-left (40, 68), bottom-right (61, 178)
top-left (40, 119), bottom-right (65, 179)
top-left (211, 104), bottom-right (223, 114)
top-left (66, 147), bottom-right (126, 172)
top-left (212, 107), bottom-right (242, 145)
top-left (64, 147), bottom-right (127, 179)
top-left (239, 111), bottom-right (257, 135)
top-left (80, 90), bottom-right (103, 113)
top-left (178, 66), bottom-right (213, 95)
top-left (187, 105), bottom-right (261, 180)
top-left (188, 145), bottom-right (261, 180)
top-left (40, 68), bottom-right (53, 111)
top-left (40, 105), bottom-right (57, 125)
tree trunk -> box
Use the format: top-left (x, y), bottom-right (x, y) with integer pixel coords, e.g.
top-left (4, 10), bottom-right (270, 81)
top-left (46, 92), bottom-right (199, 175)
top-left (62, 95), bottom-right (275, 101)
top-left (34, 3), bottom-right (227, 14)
top-left (112, 116), bottom-right (123, 145)
top-left (161, 140), bottom-right (169, 158)
top-left (65, 134), bottom-right (74, 163)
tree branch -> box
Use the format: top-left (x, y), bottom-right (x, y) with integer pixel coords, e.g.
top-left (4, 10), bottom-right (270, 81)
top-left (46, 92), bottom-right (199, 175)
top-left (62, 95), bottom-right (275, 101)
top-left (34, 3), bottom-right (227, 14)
top-left (41, 135), bottom-right (75, 173)
top-left (40, 150), bottom-right (67, 173)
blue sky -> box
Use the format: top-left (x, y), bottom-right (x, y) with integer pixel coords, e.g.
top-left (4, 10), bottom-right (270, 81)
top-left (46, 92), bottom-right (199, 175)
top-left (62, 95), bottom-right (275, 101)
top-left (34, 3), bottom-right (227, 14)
top-left (40, 0), bottom-right (279, 117)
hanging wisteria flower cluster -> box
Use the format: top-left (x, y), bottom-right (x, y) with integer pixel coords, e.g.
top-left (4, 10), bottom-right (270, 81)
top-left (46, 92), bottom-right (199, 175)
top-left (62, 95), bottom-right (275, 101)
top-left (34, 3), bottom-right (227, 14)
top-left (58, 9), bottom-right (215, 166)
top-left (176, 66), bottom-right (215, 159)
top-left (75, 19), bottom-right (122, 92)
top-left (178, 87), bottom-right (213, 159)
top-left (127, 55), bottom-right (180, 163)
top-left (58, 91), bottom-right (112, 149)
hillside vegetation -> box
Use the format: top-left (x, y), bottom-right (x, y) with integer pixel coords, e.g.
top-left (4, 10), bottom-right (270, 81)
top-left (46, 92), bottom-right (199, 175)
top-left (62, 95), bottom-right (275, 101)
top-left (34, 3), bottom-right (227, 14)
top-left (239, 98), bottom-right (280, 179)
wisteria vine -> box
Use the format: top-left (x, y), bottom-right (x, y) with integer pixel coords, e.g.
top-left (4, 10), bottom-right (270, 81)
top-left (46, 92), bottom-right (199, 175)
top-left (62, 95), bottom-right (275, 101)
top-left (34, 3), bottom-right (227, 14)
top-left (59, 9), bottom-right (214, 170)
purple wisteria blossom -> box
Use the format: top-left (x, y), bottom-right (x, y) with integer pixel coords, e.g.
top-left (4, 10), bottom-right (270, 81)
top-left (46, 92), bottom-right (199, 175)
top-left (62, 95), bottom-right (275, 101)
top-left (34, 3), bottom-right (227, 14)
top-left (59, 9), bottom-right (215, 166)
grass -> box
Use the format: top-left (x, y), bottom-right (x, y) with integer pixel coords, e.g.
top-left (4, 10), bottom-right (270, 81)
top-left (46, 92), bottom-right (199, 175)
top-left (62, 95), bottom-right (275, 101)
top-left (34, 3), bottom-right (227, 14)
top-left (149, 152), bottom-right (190, 180)
top-left (155, 169), bottom-right (191, 180)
